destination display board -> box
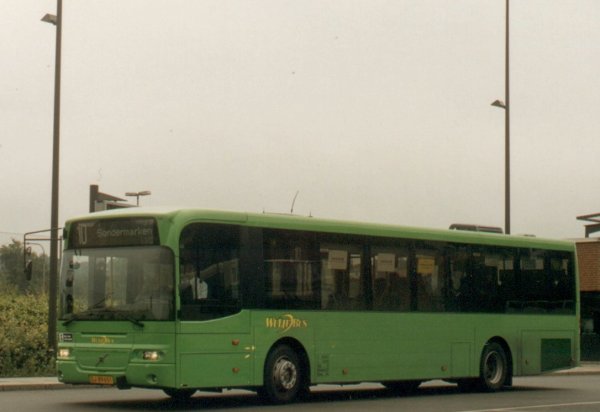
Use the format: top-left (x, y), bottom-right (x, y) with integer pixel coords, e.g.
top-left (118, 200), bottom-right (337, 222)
top-left (70, 218), bottom-right (159, 248)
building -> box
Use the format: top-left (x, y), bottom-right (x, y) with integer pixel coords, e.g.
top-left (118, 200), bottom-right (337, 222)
top-left (89, 184), bottom-right (132, 212)
top-left (577, 238), bottom-right (600, 331)
top-left (576, 213), bottom-right (600, 360)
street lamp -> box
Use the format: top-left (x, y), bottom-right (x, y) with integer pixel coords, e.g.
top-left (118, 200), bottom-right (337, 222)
top-left (41, 0), bottom-right (62, 352)
top-left (41, 13), bottom-right (57, 25)
top-left (491, 0), bottom-right (511, 235)
top-left (26, 243), bottom-right (48, 294)
top-left (125, 190), bottom-right (152, 206)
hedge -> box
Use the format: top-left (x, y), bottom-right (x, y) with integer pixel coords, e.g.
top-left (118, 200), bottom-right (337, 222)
top-left (0, 293), bottom-right (55, 377)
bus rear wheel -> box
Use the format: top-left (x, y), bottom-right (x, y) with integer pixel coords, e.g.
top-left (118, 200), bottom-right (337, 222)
top-left (478, 342), bottom-right (509, 392)
top-left (261, 345), bottom-right (305, 404)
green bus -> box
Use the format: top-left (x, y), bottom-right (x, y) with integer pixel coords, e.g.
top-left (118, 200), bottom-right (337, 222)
top-left (56, 208), bottom-right (579, 403)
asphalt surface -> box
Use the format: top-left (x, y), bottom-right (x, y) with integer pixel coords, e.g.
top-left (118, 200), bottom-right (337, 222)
top-left (1, 363), bottom-right (599, 392)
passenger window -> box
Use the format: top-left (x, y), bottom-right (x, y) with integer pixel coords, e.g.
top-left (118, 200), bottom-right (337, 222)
top-left (321, 244), bottom-right (364, 310)
top-left (263, 230), bottom-right (320, 309)
top-left (519, 249), bottom-right (575, 313)
top-left (415, 243), bottom-right (445, 312)
top-left (520, 250), bottom-right (548, 312)
top-left (548, 254), bottom-right (575, 312)
top-left (471, 248), bottom-right (510, 313)
top-left (371, 246), bottom-right (410, 311)
top-left (447, 245), bottom-right (470, 311)
top-left (449, 245), bottom-right (516, 313)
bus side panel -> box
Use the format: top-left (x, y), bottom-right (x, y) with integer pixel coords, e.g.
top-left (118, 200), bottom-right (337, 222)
top-left (311, 313), bottom-right (474, 384)
top-left (176, 311), bottom-right (252, 389)
top-left (451, 342), bottom-right (472, 377)
top-left (249, 312), bottom-right (579, 387)
top-left (521, 329), bottom-right (577, 375)
top-left (249, 312), bottom-right (518, 385)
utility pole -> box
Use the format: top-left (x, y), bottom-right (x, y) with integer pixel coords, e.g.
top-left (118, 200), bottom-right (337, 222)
top-left (42, 0), bottom-right (63, 351)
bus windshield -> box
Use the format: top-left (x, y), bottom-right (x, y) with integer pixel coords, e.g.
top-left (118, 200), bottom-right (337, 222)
top-left (59, 246), bottom-right (174, 322)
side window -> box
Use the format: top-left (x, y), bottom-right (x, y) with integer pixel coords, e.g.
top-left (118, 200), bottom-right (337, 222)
top-left (471, 247), bottom-right (514, 313)
top-left (520, 249), bottom-right (548, 312)
top-left (447, 245), bottom-right (470, 312)
top-left (519, 249), bottom-right (576, 314)
top-left (371, 245), bottom-right (410, 312)
top-left (179, 224), bottom-right (241, 320)
top-left (495, 249), bottom-right (517, 312)
top-left (321, 243), bottom-right (364, 310)
top-left (548, 252), bottom-right (575, 312)
top-left (448, 245), bottom-right (518, 313)
top-left (415, 243), bottom-right (445, 312)
top-left (263, 230), bottom-right (320, 309)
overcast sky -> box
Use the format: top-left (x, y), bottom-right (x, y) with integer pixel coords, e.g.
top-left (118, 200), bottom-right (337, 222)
top-left (1, 0), bottom-right (599, 247)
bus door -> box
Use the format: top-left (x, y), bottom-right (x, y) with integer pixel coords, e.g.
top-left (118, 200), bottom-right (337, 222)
top-left (177, 223), bottom-right (252, 389)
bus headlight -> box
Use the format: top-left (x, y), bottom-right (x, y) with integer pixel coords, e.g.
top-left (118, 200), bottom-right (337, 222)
top-left (58, 348), bottom-right (71, 359)
top-left (143, 351), bottom-right (161, 361)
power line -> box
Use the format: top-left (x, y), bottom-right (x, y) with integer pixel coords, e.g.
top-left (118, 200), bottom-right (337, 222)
top-left (0, 231), bottom-right (24, 236)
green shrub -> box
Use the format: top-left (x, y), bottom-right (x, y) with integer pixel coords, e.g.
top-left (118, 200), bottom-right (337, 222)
top-left (0, 293), bottom-right (55, 377)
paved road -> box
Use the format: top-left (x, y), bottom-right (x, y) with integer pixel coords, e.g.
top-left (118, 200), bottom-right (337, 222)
top-left (2, 374), bottom-right (600, 412)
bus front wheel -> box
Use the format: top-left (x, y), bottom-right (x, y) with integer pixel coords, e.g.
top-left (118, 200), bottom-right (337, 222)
top-left (261, 345), bottom-right (305, 404)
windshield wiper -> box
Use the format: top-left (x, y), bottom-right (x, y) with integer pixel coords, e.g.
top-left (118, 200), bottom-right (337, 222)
top-left (113, 311), bottom-right (145, 328)
top-left (62, 313), bottom-right (81, 326)
top-left (62, 309), bottom-right (106, 325)
top-left (63, 310), bottom-right (144, 327)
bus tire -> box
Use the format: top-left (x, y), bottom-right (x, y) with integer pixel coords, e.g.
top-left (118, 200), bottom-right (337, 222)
top-left (163, 388), bottom-right (196, 401)
top-left (261, 345), bottom-right (304, 404)
top-left (477, 342), bottom-right (509, 392)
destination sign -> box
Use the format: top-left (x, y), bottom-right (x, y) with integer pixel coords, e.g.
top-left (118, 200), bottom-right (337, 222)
top-left (70, 218), bottom-right (159, 248)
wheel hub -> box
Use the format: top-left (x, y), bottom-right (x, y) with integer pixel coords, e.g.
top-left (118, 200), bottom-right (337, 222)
top-left (484, 351), bottom-right (504, 385)
top-left (273, 357), bottom-right (297, 390)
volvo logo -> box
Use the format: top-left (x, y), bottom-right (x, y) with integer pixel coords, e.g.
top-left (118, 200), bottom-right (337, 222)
top-left (96, 353), bottom-right (109, 367)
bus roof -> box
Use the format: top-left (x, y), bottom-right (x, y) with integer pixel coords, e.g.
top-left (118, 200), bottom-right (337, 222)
top-left (449, 223), bottom-right (504, 234)
top-left (65, 207), bottom-right (575, 251)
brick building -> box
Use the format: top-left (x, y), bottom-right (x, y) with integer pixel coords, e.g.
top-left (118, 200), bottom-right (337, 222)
top-left (577, 238), bottom-right (600, 331)
top-left (578, 239), bottom-right (600, 292)
top-left (575, 237), bottom-right (600, 360)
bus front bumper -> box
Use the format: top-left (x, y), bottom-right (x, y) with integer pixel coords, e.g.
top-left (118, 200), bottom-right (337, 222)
top-left (57, 360), bottom-right (176, 389)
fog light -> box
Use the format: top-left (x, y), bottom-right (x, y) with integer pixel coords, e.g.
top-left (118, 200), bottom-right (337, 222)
top-left (58, 348), bottom-right (70, 358)
top-left (143, 351), bottom-right (160, 361)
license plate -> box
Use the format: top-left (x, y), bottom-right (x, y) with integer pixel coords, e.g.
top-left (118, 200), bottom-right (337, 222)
top-left (89, 375), bottom-right (114, 385)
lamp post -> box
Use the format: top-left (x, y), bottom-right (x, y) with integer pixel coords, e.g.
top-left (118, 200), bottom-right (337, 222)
top-left (491, 0), bottom-right (510, 235)
top-left (41, 0), bottom-right (62, 352)
top-left (125, 190), bottom-right (152, 206)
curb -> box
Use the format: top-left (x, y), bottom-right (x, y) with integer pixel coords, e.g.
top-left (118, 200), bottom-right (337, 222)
top-left (0, 379), bottom-right (99, 392)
